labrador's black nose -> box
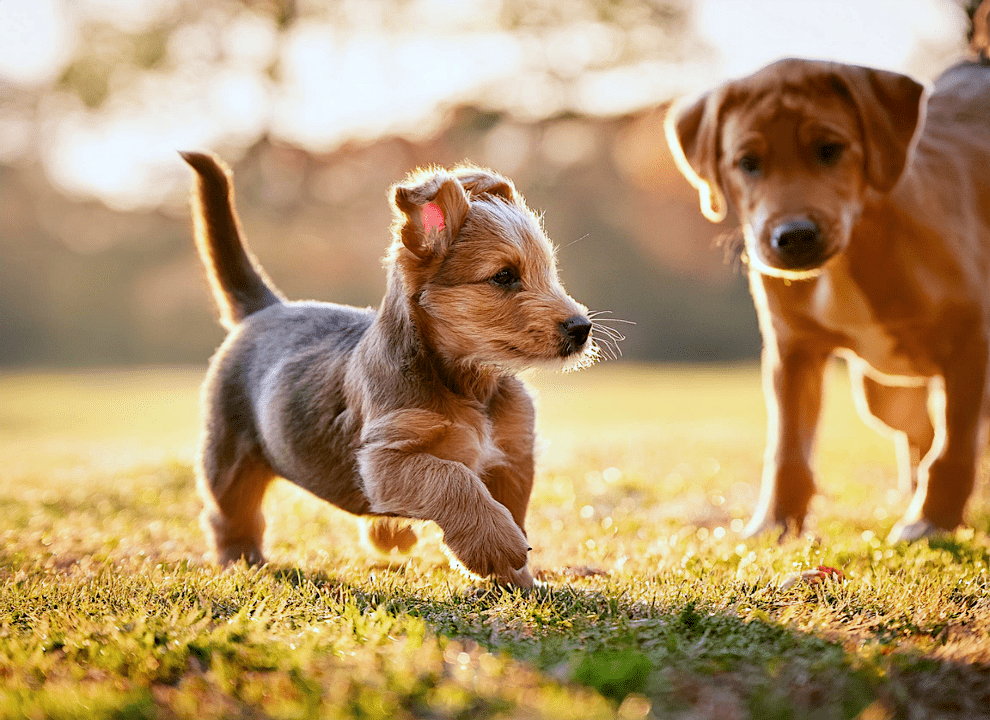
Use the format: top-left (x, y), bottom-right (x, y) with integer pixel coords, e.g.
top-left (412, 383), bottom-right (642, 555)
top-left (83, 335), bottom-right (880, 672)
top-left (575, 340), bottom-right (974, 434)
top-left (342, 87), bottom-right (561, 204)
top-left (560, 315), bottom-right (592, 348)
top-left (767, 218), bottom-right (829, 269)
top-left (770, 219), bottom-right (822, 254)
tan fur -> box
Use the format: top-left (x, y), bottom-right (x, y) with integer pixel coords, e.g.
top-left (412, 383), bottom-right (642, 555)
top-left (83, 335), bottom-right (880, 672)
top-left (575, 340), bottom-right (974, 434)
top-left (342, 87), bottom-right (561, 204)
top-left (181, 152), bottom-right (599, 587)
top-left (666, 57), bottom-right (990, 541)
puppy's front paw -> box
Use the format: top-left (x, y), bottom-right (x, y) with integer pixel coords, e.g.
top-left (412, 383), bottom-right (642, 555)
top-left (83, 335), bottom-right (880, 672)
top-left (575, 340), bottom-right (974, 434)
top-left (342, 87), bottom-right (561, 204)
top-left (887, 517), bottom-right (947, 543)
top-left (499, 564), bottom-right (535, 589)
top-left (443, 504), bottom-right (529, 582)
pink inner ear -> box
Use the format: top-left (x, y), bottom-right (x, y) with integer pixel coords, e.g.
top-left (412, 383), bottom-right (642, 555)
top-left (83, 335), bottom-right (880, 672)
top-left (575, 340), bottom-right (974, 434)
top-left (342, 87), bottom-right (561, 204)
top-left (422, 202), bottom-right (446, 233)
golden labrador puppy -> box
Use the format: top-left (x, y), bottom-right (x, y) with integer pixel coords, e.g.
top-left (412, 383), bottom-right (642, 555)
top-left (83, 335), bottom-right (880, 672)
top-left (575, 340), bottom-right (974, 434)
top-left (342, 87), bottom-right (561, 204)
top-left (666, 56), bottom-right (990, 542)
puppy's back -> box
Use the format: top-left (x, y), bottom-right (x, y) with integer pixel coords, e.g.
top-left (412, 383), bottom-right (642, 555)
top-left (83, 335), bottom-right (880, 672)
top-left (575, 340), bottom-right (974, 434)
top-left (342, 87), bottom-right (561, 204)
top-left (205, 300), bottom-right (376, 513)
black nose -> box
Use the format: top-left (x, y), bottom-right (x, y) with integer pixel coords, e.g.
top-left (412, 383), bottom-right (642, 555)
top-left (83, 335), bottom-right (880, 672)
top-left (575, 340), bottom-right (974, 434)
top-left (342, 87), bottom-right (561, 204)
top-left (560, 315), bottom-right (592, 348)
top-left (770, 219), bottom-right (822, 256)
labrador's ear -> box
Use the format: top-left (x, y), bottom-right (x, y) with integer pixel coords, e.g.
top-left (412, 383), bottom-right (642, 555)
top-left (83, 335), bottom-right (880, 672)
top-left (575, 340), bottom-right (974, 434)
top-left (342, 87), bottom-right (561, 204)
top-left (664, 88), bottom-right (729, 222)
top-left (391, 171), bottom-right (470, 259)
top-left (830, 65), bottom-right (926, 191)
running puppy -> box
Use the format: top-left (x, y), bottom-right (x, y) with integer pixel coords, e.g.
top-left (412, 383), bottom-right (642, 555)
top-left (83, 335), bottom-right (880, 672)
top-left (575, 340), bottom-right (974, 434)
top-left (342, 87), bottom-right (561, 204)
top-left (180, 152), bottom-right (598, 587)
top-left (666, 55), bottom-right (990, 542)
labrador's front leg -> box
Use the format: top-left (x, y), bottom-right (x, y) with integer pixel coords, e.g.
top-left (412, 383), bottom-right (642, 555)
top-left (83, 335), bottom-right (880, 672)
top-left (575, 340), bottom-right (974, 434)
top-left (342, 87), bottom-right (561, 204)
top-left (744, 340), bottom-right (831, 537)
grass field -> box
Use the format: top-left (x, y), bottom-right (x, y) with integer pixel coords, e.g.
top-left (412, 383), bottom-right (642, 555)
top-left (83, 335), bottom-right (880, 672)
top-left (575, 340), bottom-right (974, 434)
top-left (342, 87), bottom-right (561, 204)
top-left (1, 363), bottom-right (988, 719)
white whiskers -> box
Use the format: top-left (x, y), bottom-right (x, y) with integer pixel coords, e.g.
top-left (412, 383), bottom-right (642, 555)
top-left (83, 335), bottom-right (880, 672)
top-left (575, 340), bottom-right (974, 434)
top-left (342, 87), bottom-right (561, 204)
top-left (587, 310), bottom-right (634, 361)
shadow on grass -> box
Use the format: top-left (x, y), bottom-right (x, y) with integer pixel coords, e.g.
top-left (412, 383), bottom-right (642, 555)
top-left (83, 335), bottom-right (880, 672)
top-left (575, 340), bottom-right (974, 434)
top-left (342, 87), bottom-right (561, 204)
top-left (259, 564), bottom-right (990, 720)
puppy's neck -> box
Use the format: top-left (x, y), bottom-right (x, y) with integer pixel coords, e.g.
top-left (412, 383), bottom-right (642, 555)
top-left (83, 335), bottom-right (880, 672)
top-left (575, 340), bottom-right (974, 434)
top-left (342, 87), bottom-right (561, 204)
top-left (374, 270), bottom-right (502, 404)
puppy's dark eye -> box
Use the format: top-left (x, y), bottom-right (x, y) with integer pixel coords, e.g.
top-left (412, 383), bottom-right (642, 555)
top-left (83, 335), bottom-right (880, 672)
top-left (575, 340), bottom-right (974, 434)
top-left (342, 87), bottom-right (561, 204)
top-left (738, 154), bottom-right (762, 177)
top-left (490, 268), bottom-right (520, 289)
top-left (816, 142), bottom-right (845, 167)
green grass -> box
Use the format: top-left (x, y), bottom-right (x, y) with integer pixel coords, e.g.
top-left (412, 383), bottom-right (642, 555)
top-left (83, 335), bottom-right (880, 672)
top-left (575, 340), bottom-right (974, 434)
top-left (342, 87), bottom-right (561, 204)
top-left (1, 364), bottom-right (988, 719)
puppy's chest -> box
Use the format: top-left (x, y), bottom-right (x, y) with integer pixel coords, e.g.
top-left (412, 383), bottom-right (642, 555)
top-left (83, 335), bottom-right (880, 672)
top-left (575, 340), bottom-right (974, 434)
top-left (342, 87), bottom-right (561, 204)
top-left (807, 269), bottom-right (932, 382)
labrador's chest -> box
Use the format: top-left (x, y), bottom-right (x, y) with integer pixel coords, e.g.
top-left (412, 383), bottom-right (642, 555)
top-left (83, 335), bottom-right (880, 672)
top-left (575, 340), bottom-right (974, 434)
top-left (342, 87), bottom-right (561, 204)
top-left (806, 263), bottom-right (935, 384)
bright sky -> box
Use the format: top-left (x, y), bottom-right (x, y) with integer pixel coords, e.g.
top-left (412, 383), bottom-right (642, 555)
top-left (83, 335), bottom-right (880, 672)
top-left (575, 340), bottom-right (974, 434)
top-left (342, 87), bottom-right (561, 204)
top-left (0, 0), bottom-right (969, 210)
top-left (696, 0), bottom-right (965, 79)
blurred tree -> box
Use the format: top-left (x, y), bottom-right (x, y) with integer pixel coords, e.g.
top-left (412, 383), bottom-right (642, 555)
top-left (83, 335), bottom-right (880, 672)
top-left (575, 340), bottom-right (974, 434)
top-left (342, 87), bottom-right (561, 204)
top-left (0, 0), bottom-right (976, 366)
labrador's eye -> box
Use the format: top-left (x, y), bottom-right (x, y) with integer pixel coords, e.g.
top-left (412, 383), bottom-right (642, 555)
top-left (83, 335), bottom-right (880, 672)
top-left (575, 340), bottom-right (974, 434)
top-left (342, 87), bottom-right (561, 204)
top-left (738, 154), bottom-right (762, 177)
top-left (816, 142), bottom-right (845, 167)
top-left (490, 268), bottom-right (520, 289)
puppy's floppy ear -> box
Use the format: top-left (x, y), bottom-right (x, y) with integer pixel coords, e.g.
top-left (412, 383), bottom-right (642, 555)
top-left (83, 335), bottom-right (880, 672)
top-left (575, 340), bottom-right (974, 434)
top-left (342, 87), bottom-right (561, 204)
top-left (664, 89), bottom-right (729, 223)
top-left (453, 169), bottom-right (516, 201)
top-left (831, 66), bottom-right (925, 192)
top-left (392, 171), bottom-right (470, 259)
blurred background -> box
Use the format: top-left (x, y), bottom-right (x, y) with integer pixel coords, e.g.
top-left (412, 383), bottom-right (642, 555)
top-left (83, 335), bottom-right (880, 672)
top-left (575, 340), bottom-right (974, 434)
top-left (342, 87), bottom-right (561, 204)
top-left (0, 0), bottom-right (980, 368)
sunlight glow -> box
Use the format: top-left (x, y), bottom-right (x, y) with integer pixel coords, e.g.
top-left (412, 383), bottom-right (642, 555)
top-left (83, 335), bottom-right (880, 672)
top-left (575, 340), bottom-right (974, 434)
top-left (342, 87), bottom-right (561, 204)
top-left (0, 0), bottom-right (77, 86)
top-left (0, 0), bottom-right (970, 209)
top-left (697, 0), bottom-right (966, 79)
top-left (272, 23), bottom-right (524, 151)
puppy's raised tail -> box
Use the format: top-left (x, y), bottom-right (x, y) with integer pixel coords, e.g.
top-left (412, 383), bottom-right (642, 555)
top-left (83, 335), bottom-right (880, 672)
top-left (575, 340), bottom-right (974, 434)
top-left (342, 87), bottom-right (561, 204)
top-left (180, 151), bottom-right (284, 329)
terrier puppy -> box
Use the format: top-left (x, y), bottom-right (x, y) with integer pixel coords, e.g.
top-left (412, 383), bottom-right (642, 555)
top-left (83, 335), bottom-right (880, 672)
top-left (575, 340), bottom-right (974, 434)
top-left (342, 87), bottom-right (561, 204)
top-left (180, 151), bottom-right (600, 587)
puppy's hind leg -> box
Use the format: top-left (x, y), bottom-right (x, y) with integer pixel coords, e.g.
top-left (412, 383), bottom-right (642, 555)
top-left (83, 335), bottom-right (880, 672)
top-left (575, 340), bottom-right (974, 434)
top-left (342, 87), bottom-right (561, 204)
top-left (198, 436), bottom-right (275, 566)
top-left (362, 516), bottom-right (418, 554)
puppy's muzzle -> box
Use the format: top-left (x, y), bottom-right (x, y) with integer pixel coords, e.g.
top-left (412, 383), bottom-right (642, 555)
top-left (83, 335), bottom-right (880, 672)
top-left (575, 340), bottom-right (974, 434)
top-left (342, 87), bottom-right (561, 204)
top-left (766, 217), bottom-right (829, 270)
top-left (559, 315), bottom-right (592, 354)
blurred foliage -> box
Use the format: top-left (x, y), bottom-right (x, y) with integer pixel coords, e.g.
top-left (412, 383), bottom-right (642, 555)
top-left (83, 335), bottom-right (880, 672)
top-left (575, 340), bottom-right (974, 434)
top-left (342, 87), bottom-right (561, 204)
top-left (57, 26), bottom-right (169, 107)
top-left (0, 0), bottom-right (764, 367)
top-left (499, 0), bottom-right (684, 29)
top-left (1, 0), bottom-right (978, 367)
top-left (0, 106), bottom-right (759, 366)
